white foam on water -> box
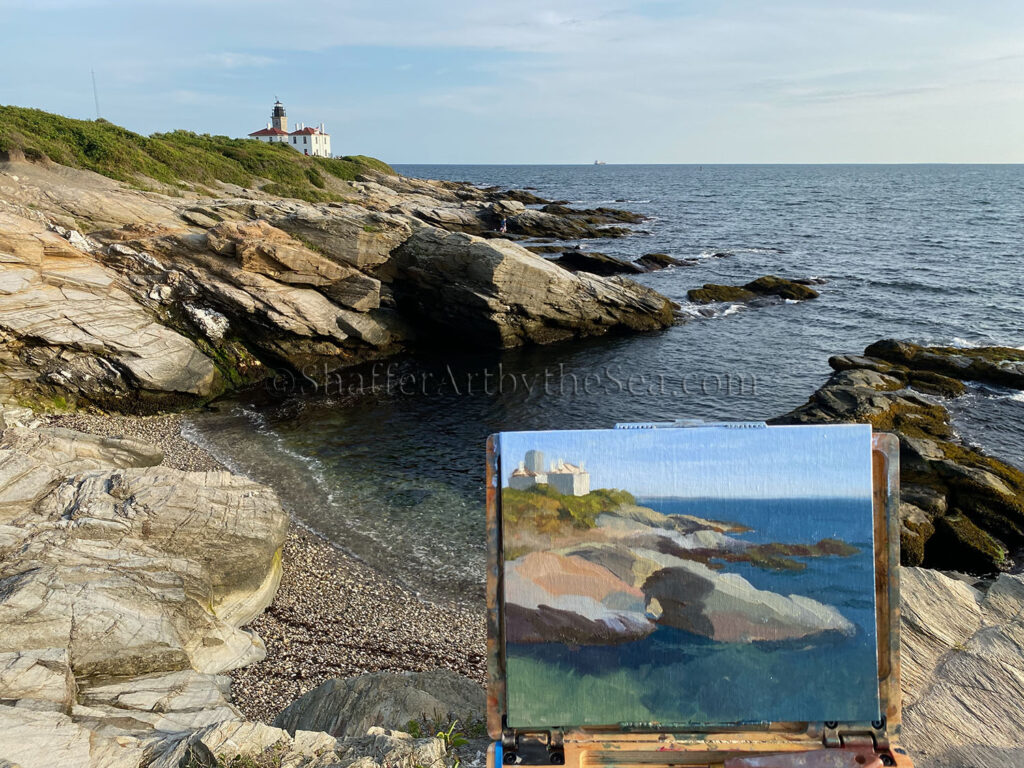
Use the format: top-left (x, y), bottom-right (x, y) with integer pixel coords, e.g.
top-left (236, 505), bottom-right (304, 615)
top-left (951, 337), bottom-right (982, 348)
top-left (733, 246), bottom-right (787, 255)
top-left (679, 301), bottom-right (745, 320)
top-left (917, 336), bottom-right (1024, 351)
top-left (183, 406), bottom-right (338, 507)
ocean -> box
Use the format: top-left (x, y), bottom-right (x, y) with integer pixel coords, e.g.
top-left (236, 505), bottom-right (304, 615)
top-left (506, 497), bottom-right (880, 727)
top-left (186, 164), bottom-right (1024, 603)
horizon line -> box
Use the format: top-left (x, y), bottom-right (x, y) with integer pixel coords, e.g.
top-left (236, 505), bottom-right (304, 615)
top-left (632, 493), bottom-right (871, 501)
top-left (391, 161), bottom-right (1024, 167)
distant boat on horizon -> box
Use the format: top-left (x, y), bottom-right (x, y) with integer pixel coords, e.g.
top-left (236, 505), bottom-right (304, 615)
top-left (594, 160), bottom-right (607, 165)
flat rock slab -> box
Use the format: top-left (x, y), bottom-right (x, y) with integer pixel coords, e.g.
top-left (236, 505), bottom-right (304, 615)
top-left (274, 669), bottom-right (485, 739)
top-left (0, 707), bottom-right (144, 768)
top-left (0, 426), bottom-right (163, 472)
top-left (901, 568), bottom-right (1024, 767)
top-left (0, 648), bottom-right (75, 713)
top-left (0, 427), bottom-right (287, 687)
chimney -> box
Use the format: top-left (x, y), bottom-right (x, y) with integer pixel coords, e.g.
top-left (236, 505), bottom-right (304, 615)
top-left (267, 122), bottom-right (271, 129)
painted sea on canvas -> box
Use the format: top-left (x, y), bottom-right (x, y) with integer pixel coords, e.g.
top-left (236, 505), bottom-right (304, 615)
top-left (498, 424), bottom-right (879, 727)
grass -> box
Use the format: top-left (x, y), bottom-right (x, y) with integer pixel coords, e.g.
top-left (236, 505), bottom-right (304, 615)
top-left (0, 105), bottom-right (394, 203)
top-left (501, 485), bottom-right (635, 532)
top-left (405, 718), bottom-right (479, 768)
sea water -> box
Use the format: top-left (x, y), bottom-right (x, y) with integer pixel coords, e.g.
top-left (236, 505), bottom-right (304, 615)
top-left (186, 164), bottom-right (1024, 602)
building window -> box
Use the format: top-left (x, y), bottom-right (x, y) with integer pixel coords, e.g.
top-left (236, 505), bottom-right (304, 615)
top-left (304, 137), bottom-right (308, 144)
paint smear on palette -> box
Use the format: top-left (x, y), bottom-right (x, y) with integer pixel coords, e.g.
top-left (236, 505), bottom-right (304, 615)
top-left (497, 424), bottom-right (879, 728)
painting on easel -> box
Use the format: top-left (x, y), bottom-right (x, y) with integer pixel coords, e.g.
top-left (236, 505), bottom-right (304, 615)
top-left (498, 424), bottom-right (880, 728)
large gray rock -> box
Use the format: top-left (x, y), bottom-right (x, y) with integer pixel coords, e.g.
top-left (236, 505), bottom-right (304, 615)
top-left (0, 213), bottom-right (221, 408)
top-left (100, 224), bottom-right (401, 372)
top-left (553, 250), bottom-right (646, 276)
top-left (0, 426), bottom-right (163, 472)
top-left (268, 205), bottom-right (413, 270)
top-left (901, 568), bottom-right (1024, 767)
top-left (0, 707), bottom-right (144, 768)
top-left (389, 228), bottom-right (676, 348)
top-left (502, 551), bottom-right (658, 645)
top-left (150, 721), bottom-right (445, 768)
top-left (0, 427), bottom-right (287, 683)
top-left (205, 219), bottom-right (382, 311)
top-left (72, 670), bottom-right (239, 738)
top-left (274, 670), bottom-right (485, 739)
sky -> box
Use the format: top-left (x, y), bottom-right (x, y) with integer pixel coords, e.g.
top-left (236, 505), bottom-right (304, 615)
top-left (3, 1), bottom-right (1023, 163)
top-left (498, 424), bottom-right (874, 499)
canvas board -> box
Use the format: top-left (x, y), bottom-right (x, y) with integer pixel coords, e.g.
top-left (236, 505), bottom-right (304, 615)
top-left (496, 424), bottom-right (880, 729)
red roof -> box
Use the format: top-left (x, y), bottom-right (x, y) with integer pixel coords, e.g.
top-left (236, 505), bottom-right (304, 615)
top-left (290, 126), bottom-right (325, 135)
top-left (248, 127), bottom-right (289, 137)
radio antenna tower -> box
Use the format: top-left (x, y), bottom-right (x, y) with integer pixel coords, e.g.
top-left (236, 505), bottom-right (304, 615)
top-left (91, 69), bottom-right (101, 119)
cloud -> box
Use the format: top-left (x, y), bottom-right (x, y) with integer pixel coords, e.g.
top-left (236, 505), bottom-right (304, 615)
top-left (4, 0), bottom-right (1024, 161)
top-left (198, 52), bottom-right (277, 69)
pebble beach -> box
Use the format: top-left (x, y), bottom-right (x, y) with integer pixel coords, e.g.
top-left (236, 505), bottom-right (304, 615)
top-left (47, 412), bottom-right (488, 724)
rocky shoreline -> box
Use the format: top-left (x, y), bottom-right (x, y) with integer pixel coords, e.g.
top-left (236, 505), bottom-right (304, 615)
top-left (2, 403), bottom-right (1022, 766)
top-left (0, 153), bottom-right (679, 413)
top-left (1, 135), bottom-right (1024, 765)
top-left (0, 405), bottom-right (488, 767)
top-left (772, 340), bottom-right (1024, 574)
top-left (45, 411), bottom-right (488, 726)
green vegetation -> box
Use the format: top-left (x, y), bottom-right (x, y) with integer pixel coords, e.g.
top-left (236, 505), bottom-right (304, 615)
top-left (502, 485), bottom-right (635, 532)
top-left (0, 105), bottom-right (394, 203)
top-left (405, 719), bottom-right (480, 768)
top-left (181, 740), bottom-right (291, 768)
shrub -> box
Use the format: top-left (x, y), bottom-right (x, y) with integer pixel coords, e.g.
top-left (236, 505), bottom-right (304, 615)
top-left (0, 105), bottom-right (394, 203)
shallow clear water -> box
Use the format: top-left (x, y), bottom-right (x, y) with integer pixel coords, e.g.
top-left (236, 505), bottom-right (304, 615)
top-left (187, 164), bottom-right (1024, 602)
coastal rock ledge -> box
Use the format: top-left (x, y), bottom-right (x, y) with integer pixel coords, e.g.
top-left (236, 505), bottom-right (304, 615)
top-left (0, 154), bottom-right (676, 411)
top-left (0, 413), bottom-right (463, 768)
top-left (773, 340), bottom-right (1024, 574)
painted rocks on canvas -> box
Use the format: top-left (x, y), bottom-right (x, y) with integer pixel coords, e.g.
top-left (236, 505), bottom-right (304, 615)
top-left (495, 424), bottom-right (880, 728)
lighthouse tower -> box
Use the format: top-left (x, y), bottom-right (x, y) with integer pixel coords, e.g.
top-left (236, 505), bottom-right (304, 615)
top-left (247, 99), bottom-right (331, 156)
top-left (271, 100), bottom-right (287, 132)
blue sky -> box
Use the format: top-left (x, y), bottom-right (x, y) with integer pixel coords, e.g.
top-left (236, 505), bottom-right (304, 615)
top-left (3, 1), bottom-right (1023, 163)
top-left (499, 425), bottom-right (873, 499)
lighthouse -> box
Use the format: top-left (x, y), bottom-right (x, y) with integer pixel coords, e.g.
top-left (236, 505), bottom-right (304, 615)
top-left (247, 99), bottom-right (331, 157)
top-left (271, 100), bottom-right (287, 132)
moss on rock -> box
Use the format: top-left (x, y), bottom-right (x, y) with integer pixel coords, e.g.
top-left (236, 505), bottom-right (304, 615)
top-left (688, 275), bottom-right (820, 304)
top-left (687, 284), bottom-right (757, 304)
top-left (927, 512), bottom-right (1008, 573)
top-left (743, 275), bottom-right (820, 301)
top-left (865, 339), bottom-right (1024, 390)
top-left (908, 371), bottom-right (968, 398)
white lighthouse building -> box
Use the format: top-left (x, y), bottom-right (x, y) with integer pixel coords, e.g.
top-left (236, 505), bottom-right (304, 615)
top-left (248, 100), bottom-right (332, 158)
top-left (508, 450), bottom-right (591, 496)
